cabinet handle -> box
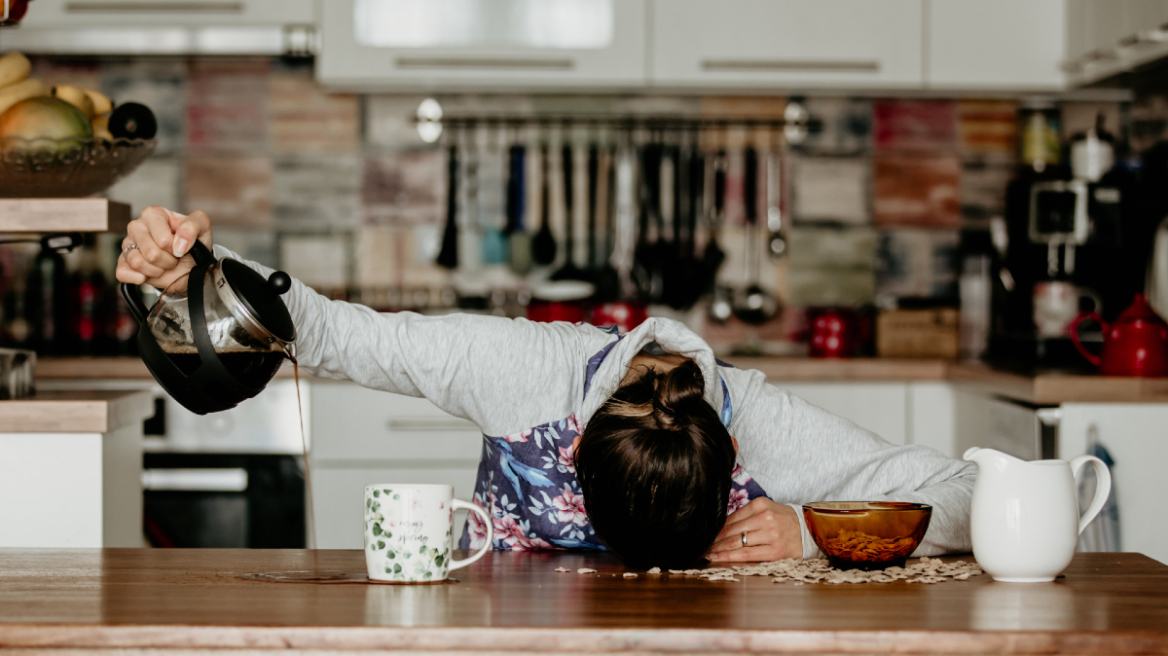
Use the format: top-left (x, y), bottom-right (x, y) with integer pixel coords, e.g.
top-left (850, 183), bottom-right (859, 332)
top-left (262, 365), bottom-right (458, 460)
top-left (386, 419), bottom-right (478, 432)
top-left (701, 59), bottom-right (879, 73)
top-left (395, 57), bottom-right (575, 71)
top-left (64, 1), bottom-right (242, 13)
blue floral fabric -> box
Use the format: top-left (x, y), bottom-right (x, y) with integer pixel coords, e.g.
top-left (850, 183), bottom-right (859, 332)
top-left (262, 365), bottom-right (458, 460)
top-left (458, 328), bottom-right (770, 552)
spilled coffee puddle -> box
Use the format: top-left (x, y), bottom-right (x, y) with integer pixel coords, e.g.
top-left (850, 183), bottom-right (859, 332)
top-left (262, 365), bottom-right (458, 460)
top-left (238, 571), bottom-right (458, 585)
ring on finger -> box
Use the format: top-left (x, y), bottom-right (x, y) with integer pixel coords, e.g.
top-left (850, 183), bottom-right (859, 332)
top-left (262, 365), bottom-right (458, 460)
top-left (123, 243), bottom-right (138, 254)
top-left (741, 532), bottom-right (748, 547)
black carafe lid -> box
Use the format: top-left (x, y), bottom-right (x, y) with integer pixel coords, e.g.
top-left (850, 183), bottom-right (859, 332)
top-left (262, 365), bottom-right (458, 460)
top-left (219, 258), bottom-right (296, 344)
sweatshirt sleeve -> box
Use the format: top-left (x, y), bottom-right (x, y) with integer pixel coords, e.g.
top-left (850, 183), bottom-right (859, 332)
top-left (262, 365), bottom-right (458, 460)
top-left (217, 246), bottom-right (608, 436)
top-left (723, 366), bottom-right (975, 559)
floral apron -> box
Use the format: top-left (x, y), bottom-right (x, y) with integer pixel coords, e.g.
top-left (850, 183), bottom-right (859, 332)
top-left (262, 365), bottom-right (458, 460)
top-left (459, 327), bottom-right (770, 551)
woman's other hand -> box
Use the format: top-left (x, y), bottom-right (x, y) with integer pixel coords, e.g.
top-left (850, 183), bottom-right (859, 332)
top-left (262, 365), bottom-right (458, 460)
top-left (707, 498), bottom-right (801, 562)
top-left (115, 206), bottom-right (213, 289)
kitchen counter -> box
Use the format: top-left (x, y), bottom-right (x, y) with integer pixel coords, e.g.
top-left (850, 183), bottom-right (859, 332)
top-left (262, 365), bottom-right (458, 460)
top-left (0, 390), bottom-right (152, 548)
top-left (37, 356), bottom-right (1168, 404)
top-left (0, 549), bottom-right (1165, 655)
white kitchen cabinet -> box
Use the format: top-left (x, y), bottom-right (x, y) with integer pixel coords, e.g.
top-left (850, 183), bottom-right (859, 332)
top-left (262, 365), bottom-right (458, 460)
top-left (1066, 0), bottom-right (1168, 86)
top-left (8, 0), bottom-right (316, 54)
top-left (0, 391), bottom-right (153, 549)
top-left (308, 381), bottom-right (483, 549)
top-left (926, 0), bottom-right (1067, 91)
top-left (906, 382), bottom-right (959, 457)
top-left (310, 383), bottom-right (482, 461)
top-left (770, 382), bottom-right (909, 445)
top-left (1057, 404), bottom-right (1168, 565)
top-left (650, 0), bottom-right (923, 90)
top-left (318, 0), bottom-right (647, 90)
top-left (17, 0), bottom-right (314, 26)
top-left (1124, 0), bottom-right (1168, 38)
top-left (1065, 0), bottom-right (1093, 66)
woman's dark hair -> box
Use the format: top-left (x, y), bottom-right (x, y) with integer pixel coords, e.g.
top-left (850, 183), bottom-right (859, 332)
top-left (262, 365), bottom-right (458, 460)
top-left (574, 360), bottom-right (736, 570)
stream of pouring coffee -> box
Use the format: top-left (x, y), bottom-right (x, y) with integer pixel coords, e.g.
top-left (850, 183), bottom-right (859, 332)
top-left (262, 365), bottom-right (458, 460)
top-left (287, 348), bottom-right (318, 566)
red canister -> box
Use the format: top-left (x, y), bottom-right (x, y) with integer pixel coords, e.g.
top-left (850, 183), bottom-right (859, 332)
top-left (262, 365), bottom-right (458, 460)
top-left (590, 301), bottom-right (648, 334)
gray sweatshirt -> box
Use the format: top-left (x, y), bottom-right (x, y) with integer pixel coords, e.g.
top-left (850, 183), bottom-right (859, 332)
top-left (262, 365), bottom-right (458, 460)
top-left (220, 247), bottom-right (976, 559)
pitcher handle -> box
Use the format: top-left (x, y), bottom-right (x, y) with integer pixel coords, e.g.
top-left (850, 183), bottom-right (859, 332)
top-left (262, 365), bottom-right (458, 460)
top-left (448, 499), bottom-right (492, 571)
top-left (1070, 454), bottom-right (1112, 535)
top-left (1070, 312), bottom-right (1105, 367)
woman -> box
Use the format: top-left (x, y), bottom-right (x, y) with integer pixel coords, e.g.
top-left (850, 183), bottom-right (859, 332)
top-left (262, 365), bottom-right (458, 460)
top-left (117, 207), bottom-right (976, 570)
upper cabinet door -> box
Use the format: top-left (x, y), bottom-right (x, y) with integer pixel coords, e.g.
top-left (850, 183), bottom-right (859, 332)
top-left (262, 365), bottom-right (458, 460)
top-left (926, 0), bottom-right (1066, 91)
top-left (17, 0), bottom-right (315, 26)
top-left (7, 0), bottom-right (316, 54)
top-left (649, 0), bottom-right (923, 90)
top-left (318, 0), bottom-right (646, 90)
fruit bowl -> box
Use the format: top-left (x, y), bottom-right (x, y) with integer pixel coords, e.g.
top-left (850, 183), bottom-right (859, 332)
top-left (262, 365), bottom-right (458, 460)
top-left (0, 137), bottom-right (157, 198)
top-left (802, 501), bottom-right (932, 571)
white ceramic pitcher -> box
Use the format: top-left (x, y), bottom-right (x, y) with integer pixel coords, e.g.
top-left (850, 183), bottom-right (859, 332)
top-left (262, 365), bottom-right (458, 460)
top-left (963, 447), bottom-right (1111, 583)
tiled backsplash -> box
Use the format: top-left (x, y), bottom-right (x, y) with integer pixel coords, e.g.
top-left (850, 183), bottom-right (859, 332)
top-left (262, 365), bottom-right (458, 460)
top-left (13, 56), bottom-right (1136, 342)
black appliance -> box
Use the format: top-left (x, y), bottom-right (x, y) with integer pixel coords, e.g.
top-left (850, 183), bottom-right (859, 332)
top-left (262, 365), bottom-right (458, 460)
top-left (989, 110), bottom-right (1135, 370)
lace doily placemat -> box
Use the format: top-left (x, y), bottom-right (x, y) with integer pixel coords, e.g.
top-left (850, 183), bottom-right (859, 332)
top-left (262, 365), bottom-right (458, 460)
top-left (668, 557), bottom-right (983, 584)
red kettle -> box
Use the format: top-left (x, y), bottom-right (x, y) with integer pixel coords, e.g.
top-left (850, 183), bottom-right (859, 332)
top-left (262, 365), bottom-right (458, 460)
top-left (1070, 293), bottom-right (1168, 377)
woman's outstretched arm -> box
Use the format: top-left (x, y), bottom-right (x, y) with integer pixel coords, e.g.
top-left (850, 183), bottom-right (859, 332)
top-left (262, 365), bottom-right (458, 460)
top-left (724, 366), bottom-right (976, 559)
top-left (116, 206), bottom-right (612, 435)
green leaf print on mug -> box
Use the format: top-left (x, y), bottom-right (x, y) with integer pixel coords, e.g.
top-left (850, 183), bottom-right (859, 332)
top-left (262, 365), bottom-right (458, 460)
top-left (377, 540), bottom-right (385, 550)
top-left (373, 523), bottom-right (383, 536)
top-left (373, 490), bottom-right (380, 498)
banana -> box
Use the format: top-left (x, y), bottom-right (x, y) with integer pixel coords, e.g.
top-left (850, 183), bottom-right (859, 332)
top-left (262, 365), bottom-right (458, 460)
top-left (84, 88), bottom-right (113, 116)
top-left (0, 78), bottom-right (47, 117)
top-left (0, 52), bottom-right (31, 89)
top-left (52, 84), bottom-right (95, 118)
top-left (92, 115), bottom-right (113, 142)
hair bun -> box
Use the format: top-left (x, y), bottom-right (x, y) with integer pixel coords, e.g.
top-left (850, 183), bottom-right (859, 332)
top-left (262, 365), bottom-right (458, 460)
top-left (652, 361), bottom-right (706, 427)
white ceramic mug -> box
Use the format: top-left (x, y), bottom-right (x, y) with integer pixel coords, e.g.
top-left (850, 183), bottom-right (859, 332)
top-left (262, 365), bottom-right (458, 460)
top-left (964, 447), bottom-right (1111, 583)
top-left (364, 484), bottom-right (492, 583)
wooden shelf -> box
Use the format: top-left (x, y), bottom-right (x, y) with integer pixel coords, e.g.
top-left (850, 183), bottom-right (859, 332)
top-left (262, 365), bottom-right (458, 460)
top-left (0, 198), bottom-right (130, 233)
top-left (0, 389), bottom-right (153, 433)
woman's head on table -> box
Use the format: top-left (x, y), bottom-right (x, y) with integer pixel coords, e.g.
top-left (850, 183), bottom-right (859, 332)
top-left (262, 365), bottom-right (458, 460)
top-left (573, 356), bottom-right (738, 570)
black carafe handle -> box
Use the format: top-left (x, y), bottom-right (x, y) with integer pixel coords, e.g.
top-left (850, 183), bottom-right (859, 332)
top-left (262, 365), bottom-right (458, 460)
top-left (188, 239), bottom-right (216, 267)
top-left (121, 282), bottom-right (149, 325)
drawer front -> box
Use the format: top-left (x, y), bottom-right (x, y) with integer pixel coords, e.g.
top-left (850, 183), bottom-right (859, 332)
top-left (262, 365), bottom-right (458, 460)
top-left (311, 465), bottom-right (480, 549)
top-left (310, 383), bottom-right (483, 461)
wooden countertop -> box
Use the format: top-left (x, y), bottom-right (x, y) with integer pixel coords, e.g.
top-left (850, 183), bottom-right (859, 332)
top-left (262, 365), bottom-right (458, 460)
top-left (34, 356), bottom-right (1168, 404)
top-left (0, 549), bottom-right (1164, 655)
top-left (0, 389), bottom-right (154, 433)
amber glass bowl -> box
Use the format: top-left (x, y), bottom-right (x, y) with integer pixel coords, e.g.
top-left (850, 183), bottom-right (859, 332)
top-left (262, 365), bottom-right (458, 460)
top-left (802, 501), bottom-right (932, 571)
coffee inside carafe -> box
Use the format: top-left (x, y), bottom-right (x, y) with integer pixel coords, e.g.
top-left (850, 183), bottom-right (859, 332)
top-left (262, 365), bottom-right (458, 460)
top-left (161, 345), bottom-right (288, 390)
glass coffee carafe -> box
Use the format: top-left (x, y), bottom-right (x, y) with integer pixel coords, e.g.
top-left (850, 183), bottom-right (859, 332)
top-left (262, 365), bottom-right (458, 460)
top-left (122, 240), bottom-right (296, 414)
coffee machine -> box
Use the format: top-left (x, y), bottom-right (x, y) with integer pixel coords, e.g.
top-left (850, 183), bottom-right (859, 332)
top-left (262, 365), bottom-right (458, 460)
top-left (989, 109), bottom-right (1131, 370)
